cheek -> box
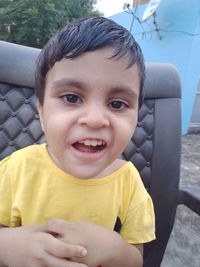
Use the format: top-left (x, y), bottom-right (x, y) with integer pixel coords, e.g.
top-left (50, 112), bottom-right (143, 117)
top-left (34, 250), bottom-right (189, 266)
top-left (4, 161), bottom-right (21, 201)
top-left (41, 115), bottom-right (60, 140)
top-left (115, 120), bottom-right (137, 147)
top-left (117, 114), bottom-right (137, 136)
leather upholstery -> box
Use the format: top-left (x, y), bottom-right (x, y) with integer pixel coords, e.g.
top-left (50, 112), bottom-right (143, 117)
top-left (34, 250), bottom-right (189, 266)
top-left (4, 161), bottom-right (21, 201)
top-left (0, 41), bottom-right (182, 267)
top-left (122, 99), bottom-right (155, 190)
top-left (0, 83), bottom-right (44, 159)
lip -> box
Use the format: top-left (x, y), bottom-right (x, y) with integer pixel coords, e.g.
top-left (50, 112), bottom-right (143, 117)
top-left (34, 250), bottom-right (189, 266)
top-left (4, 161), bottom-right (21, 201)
top-left (70, 139), bottom-right (108, 161)
top-left (71, 136), bottom-right (108, 146)
top-left (75, 137), bottom-right (106, 142)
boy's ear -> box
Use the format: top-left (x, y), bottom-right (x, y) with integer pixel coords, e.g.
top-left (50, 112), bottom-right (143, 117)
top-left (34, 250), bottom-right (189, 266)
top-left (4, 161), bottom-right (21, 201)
top-left (36, 100), bottom-right (44, 132)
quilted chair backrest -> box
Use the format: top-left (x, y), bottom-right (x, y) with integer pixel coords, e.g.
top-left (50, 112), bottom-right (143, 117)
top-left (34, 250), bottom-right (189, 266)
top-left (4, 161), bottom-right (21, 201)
top-left (0, 41), bottom-right (182, 267)
top-left (0, 41), bottom-right (44, 159)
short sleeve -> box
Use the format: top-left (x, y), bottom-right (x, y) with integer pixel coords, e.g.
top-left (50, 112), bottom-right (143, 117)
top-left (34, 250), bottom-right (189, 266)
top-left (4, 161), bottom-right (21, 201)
top-left (120, 172), bottom-right (155, 244)
top-left (0, 156), bottom-right (13, 226)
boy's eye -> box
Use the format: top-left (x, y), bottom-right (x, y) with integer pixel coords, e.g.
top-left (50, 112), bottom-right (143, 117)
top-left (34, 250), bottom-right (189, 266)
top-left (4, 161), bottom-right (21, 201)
top-left (109, 100), bottom-right (128, 110)
top-left (62, 93), bottom-right (81, 104)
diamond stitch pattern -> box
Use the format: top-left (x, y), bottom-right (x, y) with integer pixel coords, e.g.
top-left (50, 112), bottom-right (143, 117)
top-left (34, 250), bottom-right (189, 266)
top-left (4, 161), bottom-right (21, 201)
top-left (0, 82), bottom-right (45, 159)
top-left (122, 100), bottom-right (154, 189)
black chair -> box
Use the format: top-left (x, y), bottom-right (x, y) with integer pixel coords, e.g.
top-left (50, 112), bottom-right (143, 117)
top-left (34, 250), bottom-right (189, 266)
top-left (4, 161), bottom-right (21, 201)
top-left (0, 41), bottom-right (199, 267)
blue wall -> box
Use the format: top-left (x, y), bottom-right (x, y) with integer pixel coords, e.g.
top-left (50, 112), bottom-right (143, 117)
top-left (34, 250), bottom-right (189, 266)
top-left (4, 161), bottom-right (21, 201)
top-left (110, 0), bottom-right (200, 134)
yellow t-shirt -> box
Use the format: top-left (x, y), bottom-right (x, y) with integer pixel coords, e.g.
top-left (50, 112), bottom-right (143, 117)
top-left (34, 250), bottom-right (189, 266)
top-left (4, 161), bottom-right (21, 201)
top-left (0, 144), bottom-right (155, 244)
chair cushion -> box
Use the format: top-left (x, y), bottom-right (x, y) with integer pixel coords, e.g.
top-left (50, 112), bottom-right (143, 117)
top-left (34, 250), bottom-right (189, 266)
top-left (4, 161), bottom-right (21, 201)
top-left (0, 82), bottom-right (44, 159)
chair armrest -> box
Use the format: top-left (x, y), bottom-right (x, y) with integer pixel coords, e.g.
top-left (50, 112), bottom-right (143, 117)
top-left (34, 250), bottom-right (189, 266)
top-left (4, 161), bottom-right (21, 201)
top-left (178, 186), bottom-right (200, 216)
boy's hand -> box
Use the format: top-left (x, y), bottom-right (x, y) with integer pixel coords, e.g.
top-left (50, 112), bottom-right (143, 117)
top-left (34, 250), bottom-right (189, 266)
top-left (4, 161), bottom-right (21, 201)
top-left (47, 219), bottom-right (124, 267)
top-left (0, 224), bottom-right (88, 267)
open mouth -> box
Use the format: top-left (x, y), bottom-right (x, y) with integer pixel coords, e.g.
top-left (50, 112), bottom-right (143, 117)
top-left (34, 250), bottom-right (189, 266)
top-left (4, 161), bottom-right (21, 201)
top-left (72, 139), bottom-right (106, 153)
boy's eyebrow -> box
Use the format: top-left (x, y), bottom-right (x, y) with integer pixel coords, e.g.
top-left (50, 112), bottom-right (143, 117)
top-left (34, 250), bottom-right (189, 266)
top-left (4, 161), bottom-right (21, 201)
top-left (109, 86), bottom-right (139, 99)
top-left (49, 78), bottom-right (139, 99)
top-left (49, 79), bottom-right (84, 89)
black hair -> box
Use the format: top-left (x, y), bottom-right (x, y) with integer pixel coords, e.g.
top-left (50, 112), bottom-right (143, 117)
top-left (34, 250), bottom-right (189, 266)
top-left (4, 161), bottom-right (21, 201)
top-left (35, 16), bottom-right (145, 107)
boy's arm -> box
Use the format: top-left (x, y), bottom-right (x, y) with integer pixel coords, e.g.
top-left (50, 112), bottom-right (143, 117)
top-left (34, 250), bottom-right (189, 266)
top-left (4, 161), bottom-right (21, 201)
top-left (0, 224), bottom-right (88, 267)
top-left (48, 219), bottom-right (143, 267)
top-left (105, 240), bottom-right (143, 267)
top-left (0, 225), bottom-right (6, 267)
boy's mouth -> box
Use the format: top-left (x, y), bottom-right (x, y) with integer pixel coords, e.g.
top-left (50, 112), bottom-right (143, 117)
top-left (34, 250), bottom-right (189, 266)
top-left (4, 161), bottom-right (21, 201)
top-left (72, 139), bottom-right (106, 153)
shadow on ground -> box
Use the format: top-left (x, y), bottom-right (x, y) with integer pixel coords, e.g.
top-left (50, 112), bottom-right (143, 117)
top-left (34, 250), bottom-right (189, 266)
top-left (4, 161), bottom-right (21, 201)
top-left (161, 134), bottom-right (200, 267)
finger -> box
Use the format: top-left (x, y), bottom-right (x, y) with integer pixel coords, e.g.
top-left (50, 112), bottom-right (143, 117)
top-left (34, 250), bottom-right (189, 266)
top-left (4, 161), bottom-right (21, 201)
top-left (43, 234), bottom-right (87, 258)
top-left (43, 252), bottom-right (88, 267)
top-left (22, 223), bottom-right (48, 233)
top-left (47, 218), bottom-right (72, 235)
top-left (32, 223), bottom-right (49, 233)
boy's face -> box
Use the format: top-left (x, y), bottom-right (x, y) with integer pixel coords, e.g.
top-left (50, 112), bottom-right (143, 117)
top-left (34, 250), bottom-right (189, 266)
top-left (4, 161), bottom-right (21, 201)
top-left (38, 47), bottom-right (140, 179)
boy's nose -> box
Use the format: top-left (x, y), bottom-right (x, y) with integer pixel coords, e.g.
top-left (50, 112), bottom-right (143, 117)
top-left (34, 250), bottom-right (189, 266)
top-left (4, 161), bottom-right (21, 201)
top-left (78, 104), bottom-right (110, 129)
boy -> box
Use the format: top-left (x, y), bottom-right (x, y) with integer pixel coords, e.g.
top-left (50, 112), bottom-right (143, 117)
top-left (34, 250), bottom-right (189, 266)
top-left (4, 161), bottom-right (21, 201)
top-left (0, 17), bottom-right (155, 267)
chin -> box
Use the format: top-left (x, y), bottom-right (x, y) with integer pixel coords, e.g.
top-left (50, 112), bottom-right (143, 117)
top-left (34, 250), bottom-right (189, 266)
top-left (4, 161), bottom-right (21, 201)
top-left (73, 172), bottom-right (98, 180)
top-left (69, 167), bottom-right (102, 180)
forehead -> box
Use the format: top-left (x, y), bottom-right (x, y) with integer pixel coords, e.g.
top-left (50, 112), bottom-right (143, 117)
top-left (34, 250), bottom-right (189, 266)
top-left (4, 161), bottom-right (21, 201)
top-left (45, 47), bottom-right (140, 93)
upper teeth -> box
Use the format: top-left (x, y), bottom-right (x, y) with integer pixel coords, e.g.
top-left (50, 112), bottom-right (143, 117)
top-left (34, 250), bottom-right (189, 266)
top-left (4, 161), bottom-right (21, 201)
top-left (78, 139), bottom-right (105, 146)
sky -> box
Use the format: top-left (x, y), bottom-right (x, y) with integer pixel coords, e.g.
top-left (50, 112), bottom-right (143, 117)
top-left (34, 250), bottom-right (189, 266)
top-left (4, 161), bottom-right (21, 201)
top-left (95, 0), bottom-right (132, 17)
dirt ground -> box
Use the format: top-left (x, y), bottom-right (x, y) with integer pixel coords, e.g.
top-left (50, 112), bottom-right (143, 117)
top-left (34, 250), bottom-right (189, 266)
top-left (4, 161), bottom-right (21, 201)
top-left (161, 134), bottom-right (200, 267)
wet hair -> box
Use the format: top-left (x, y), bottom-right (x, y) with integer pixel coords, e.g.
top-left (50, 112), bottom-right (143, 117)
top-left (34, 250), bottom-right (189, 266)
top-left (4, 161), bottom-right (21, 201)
top-left (35, 16), bottom-right (145, 107)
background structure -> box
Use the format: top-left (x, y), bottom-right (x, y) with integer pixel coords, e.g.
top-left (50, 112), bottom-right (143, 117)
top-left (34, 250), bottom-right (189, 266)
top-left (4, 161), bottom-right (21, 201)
top-left (111, 0), bottom-right (200, 134)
